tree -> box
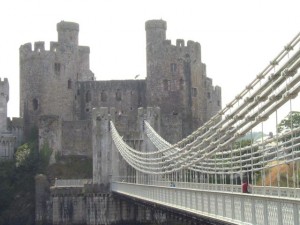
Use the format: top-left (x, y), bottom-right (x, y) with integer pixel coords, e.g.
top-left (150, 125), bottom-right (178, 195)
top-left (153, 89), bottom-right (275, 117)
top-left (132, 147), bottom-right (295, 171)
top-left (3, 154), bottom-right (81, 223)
top-left (277, 111), bottom-right (300, 133)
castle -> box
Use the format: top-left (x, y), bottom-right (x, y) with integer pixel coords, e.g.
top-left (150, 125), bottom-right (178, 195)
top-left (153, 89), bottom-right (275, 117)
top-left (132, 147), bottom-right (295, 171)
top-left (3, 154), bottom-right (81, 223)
top-left (19, 19), bottom-right (221, 152)
top-left (2, 20), bottom-right (221, 224)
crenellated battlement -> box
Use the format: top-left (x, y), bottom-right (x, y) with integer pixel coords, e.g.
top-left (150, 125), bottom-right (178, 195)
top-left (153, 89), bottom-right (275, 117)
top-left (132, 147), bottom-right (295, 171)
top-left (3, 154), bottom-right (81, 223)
top-left (162, 39), bottom-right (201, 61)
top-left (172, 39), bottom-right (201, 52)
top-left (50, 42), bottom-right (59, 52)
top-left (0, 78), bottom-right (9, 84)
top-left (34, 42), bottom-right (45, 52)
top-left (20, 43), bottom-right (32, 52)
top-left (20, 42), bottom-right (56, 55)
top-left (20, 41), bottom-right (89, 56)
top-left (176, 39), bottom-right (185, 47)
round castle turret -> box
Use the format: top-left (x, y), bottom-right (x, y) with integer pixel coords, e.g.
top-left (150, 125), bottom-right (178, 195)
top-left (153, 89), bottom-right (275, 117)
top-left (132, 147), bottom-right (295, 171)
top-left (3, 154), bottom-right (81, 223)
top-left (57, 21), bottom-right (79, 46)
top-left (20, 21), bottom-right (94, 140)
top-left (145, 20), bottom-right (167, 47)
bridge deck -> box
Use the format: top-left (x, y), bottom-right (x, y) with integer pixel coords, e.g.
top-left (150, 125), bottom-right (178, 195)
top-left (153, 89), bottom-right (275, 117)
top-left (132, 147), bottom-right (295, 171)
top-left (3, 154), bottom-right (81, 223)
top-left (112, 182), bottom-right (300, 225)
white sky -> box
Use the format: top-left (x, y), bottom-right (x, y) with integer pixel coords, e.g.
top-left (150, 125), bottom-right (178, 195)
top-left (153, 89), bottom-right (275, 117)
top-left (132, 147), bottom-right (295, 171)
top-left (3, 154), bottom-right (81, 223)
top-left (1, 0), bottom-right (300, 133)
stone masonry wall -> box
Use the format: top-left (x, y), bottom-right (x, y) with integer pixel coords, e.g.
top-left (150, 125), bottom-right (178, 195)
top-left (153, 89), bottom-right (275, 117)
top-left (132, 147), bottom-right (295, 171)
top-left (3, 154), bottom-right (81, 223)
top-left (62, 120), bottom-right (92, 157)
top-left (19, 21), bottom-right (94, 140)
top-left (0, 78), bottom-right (9, 133)
top-left (145, 20), bottom-right (221, 142)
top-left (44, 185), bottom-right (166, 225)
top-left (76, 80), bottom-right (146, 140)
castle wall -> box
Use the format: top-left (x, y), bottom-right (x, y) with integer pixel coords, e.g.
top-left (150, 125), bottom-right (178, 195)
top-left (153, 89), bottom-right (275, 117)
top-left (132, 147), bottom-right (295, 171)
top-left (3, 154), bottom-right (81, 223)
top-left (92, 107), bottom-right (131, 187)
top-left (145, 20), bottom-right (221, 143)
top-left (40, 185), bottom-right (164, 225)
top-left (77, 80), bottom-right (146, 139)
top-left (20, 21), bottom-right (94, 140)
top-left (206, 78), bottom-right (222, 120)
top-left (0, 135), bottom-right (16, 160)
top-left (8, 117), bottom-right (24, 148)
top-left (0, 78), bottom-right (17, 160)
top-left (0, 78), bottom-right (9, 132)
top-left (62, 120), bottom-right (92, 157)
top-left (35, 174), bottom-right (50, 223)
top-left (39, 115), bottom-right (62, 163)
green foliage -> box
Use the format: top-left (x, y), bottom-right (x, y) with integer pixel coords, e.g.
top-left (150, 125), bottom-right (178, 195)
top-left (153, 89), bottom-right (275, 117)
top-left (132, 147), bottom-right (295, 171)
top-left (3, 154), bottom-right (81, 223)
top-left (233, 139), bottom-right (252, 149)
top-left (277, 111), bottom-right (300, 133)
top-left (38, 142), bottom-right (53, 173)
top-left (0, 161), bottom-right (15, 213)
top-left (15, 143), bottom-right (32, 168)
top-left (0, 140), bottom-right (51, 225)
top-left (0, 153), bottom-right (36, 225)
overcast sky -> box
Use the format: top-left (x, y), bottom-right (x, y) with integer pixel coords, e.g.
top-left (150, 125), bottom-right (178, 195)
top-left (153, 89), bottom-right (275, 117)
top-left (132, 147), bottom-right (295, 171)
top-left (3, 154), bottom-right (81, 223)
top-left (1, 0), bottom-right (300, 133)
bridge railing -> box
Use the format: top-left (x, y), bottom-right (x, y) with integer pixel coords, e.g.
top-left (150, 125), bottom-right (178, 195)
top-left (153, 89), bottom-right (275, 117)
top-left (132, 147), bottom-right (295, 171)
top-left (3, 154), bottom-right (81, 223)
top-left (54, 179), bottom-right (92, 187)
top-left (113, 177), bottom-right (300, 198)
top-left (112, 181), bottom-right (300, 225)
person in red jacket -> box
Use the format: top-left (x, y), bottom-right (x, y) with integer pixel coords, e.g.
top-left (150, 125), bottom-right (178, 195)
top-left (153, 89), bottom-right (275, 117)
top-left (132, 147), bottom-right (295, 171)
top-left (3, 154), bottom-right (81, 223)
top-left (242, 180), bottom-right (251, 193)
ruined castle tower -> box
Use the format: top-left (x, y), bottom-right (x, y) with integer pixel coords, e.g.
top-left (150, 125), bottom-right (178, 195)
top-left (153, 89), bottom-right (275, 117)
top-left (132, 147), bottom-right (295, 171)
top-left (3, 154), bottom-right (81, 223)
top-left (19, 21), bottom-right (94, 139)
top-left (0, 78), bottom-right (16, 160)
top-left (145, 20), bottom-right (221, 142)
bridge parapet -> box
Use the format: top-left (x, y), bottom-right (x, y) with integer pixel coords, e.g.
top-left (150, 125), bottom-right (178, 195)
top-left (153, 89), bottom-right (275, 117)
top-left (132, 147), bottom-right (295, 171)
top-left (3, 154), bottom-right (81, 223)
top-left (112, 181), bottom-right (300, 225)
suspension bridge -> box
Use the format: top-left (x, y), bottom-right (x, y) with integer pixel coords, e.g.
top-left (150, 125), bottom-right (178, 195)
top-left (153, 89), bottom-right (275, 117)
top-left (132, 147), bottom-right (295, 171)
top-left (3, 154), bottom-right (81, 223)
top-left (109, 32), bottom-right (300, 225)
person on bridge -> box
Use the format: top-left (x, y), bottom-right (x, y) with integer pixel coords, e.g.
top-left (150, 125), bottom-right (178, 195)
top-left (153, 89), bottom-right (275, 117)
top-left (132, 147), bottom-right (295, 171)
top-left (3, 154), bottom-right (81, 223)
top-left (242, 180), bottom-right (251, 193)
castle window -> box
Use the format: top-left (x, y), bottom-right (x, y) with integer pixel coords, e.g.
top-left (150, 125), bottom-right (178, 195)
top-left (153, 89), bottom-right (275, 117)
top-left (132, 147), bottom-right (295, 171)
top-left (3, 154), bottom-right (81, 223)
top-left (32, 98), bottom-right (38, 111)
top-left (218, 100), bottom-right (221, 106)
top-left (54, 63), bottom-right (61, 75)
top-left (101, 91), bottom-right (107, 102)
top-left (116, 89), bottom-right (122, 101)
top-left (170, 63), bottom-right (177, 75)
top-left (192, 88), bottom-right (197, 97)
top-left (68, 79), bottom-right (72, 89)
top-left (163, 79), bottom-right (170, 91)
top-left (86, 90), bottom-right (91, 103)
top-left (207, 92), bottom-right (211, 99)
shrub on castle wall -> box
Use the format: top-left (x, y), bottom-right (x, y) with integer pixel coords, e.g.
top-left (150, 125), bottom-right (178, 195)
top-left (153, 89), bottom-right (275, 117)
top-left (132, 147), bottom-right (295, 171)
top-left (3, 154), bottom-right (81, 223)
top-left (38, 142), bottom-right (53, 173)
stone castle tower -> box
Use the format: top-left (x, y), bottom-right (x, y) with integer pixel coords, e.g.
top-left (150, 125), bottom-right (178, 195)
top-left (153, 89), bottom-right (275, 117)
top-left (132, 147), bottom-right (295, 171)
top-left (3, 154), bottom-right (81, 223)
top-left (0, 78), bottom-right (16, 160)
top-left (20, 21), bottom-right (94, 139)
top-left (145, 20), bottom-right (221, 141)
